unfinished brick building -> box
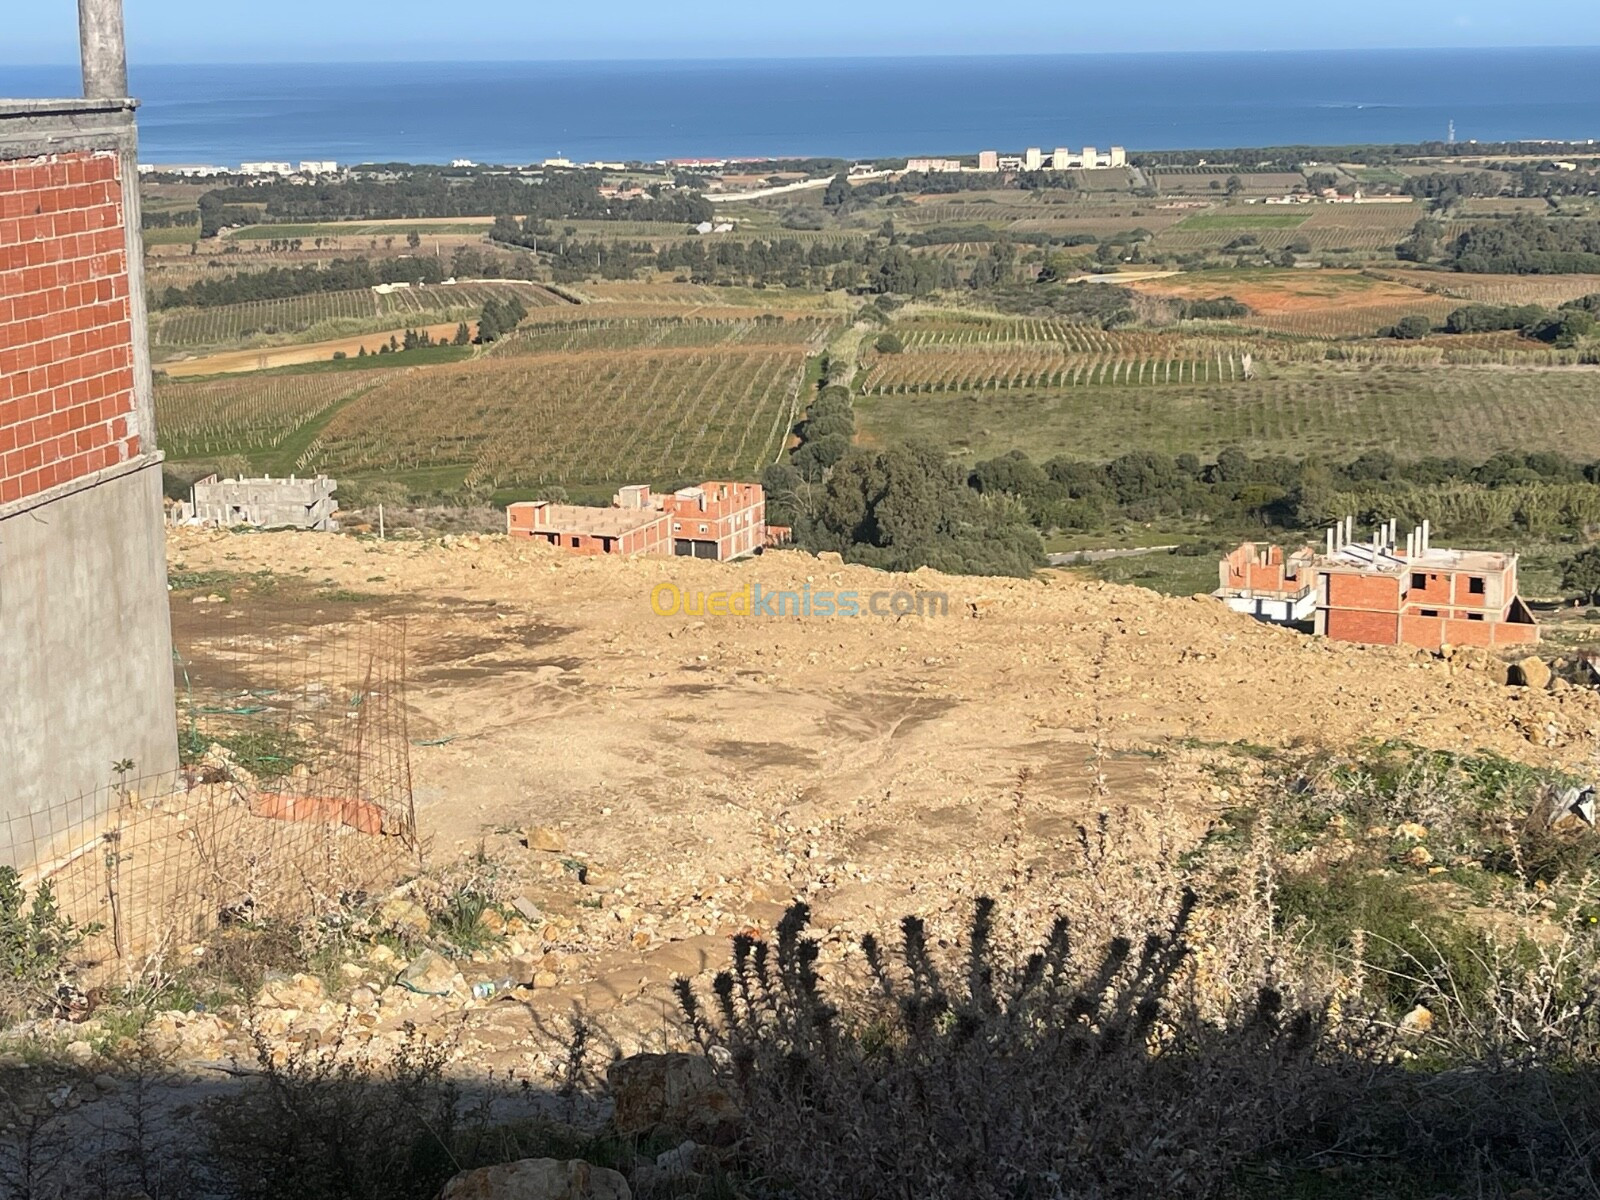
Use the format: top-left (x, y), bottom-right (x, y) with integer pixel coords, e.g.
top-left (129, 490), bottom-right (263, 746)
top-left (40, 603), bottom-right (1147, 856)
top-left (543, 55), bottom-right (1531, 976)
top-left (0, 2), bottom-right (178, 862)
top-left (1216, 541), bottom-right (1318, 624)
top-left (507, 480), bottom-right (767, 561)
top-left (1217, 518), bottom-right (1538, 650)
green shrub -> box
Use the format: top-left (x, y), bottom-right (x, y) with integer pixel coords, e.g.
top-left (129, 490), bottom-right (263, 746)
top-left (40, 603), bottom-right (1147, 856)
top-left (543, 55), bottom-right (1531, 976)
top-left (0, 868), bottom-right (92, 1025)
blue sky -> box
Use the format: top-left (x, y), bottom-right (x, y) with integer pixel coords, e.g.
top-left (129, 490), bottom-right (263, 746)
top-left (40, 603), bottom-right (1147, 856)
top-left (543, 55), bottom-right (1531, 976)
top-left (9, 0), bottom-right (1594, 62)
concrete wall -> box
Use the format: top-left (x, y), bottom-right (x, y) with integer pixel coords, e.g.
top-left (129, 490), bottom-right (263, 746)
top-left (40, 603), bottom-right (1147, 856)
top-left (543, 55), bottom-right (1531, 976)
top-left (0, 95), bottom-right (178, 865)
top-left (0, 463), bottom-right (177, 866)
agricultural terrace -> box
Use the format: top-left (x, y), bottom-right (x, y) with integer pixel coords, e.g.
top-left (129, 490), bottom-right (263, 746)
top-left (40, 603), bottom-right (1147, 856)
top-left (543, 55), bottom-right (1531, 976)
top-left (298, 347), bottom-right (812, 489)
top-left (854, 363), bottom-right (1600, 465)
top-left (149, 282), bottom-right (565, 353)
top-left (154, 371), bottom-right (393, 460)
top-left (859, 319), bottom-right (1257, 394)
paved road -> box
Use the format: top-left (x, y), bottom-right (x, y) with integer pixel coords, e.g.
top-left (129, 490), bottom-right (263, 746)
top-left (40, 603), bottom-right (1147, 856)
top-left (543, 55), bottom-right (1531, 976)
top-left (1047, 545), bottom-right (1179, 566)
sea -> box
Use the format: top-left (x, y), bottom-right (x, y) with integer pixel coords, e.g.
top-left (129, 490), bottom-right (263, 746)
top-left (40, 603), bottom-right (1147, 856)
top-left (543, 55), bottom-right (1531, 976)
top-left (3, 48), bottom-right (1599, 166)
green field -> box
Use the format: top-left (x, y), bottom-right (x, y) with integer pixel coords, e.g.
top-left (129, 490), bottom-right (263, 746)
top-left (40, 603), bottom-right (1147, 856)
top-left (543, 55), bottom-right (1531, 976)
top-left (141, 224), bottom-right (202, 247)
top-left (1175, 211), bottom-right (1314, 231)
top-left (854, 364), bottom-right (1600, 465)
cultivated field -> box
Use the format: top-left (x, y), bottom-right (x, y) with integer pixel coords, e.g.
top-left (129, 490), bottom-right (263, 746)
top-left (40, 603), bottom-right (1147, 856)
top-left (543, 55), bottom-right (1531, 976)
top-left (155, 371), bottom-right (393, 460)
top-left (487, 315), bottom-right (839, 357)
top-left (859, 319), bottom-right (1255, 394)
top-left (299, 345), bottom-right (812, 488)
top-left (855, 363), bottom-right (1600, 464)
top-left (150, 282), bottom-right (565, 354)
top-left (1129, 269), bottom-right (1462, 336)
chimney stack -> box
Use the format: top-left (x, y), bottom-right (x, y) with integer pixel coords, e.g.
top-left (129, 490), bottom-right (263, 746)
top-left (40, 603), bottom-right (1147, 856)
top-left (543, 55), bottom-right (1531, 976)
top-left (78, 0), bottom-right (129, 100)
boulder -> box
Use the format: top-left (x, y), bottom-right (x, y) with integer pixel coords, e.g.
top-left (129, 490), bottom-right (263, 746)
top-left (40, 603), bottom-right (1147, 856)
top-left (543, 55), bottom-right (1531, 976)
top-left (256, 972), bottom-right (325, 1010)
top-left (523, 826), bottom-right (567, 853)
top-left (377, 896), bottom-right (432, 938)
top-left (607, 1052), bottom-right (740, 1140)
top-left (1512, 656), bottom-right (1552, 690)
top-left (437, 1159), bottom-right (629, 1200)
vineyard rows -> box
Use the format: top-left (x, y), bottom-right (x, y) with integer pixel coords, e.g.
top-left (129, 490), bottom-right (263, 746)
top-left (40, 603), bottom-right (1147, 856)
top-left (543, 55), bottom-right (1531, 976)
top-left (487, 316), bottom-right (839, 357)
top-left (297, 348), bottom-right (809, 487)
top-left (154, 371), bottom-right (388, 458)
top-left (861, 347), bottom-right (1251, 394)
top-left (1388, 273), bottom-right (1600, 306)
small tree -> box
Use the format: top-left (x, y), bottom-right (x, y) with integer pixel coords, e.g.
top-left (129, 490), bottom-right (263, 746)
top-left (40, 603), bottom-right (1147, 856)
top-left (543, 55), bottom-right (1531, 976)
top-left (1562, 546), bottom-right (1600, 604)
top-left (1391, 314), bottom-right (1433, 340)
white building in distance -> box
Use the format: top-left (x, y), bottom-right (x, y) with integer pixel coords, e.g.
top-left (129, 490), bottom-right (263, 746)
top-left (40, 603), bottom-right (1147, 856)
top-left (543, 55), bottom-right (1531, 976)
top-left (298, 160), bottom-right (339, 175)
top-left (240, 161), bottom-right (293, 176)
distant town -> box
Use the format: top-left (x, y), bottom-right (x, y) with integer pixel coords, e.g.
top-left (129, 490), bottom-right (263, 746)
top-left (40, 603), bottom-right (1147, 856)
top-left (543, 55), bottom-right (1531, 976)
top-left (137, 143), bottom-right (1129, 181)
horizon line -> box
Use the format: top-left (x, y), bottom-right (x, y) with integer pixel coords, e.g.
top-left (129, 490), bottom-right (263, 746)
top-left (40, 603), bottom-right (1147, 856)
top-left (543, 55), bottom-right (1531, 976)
top-left (6, 43), bottom-right (1600, 69)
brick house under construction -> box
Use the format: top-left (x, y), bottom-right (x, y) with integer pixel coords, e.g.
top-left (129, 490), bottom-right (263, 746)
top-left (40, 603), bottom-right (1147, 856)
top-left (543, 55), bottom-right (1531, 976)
top-left (1, 1), bottom-right (179, 861)
top-left (1217, 517), bottom-right (1538, 650)
top-left (507, 480), bottom-right (767, 561)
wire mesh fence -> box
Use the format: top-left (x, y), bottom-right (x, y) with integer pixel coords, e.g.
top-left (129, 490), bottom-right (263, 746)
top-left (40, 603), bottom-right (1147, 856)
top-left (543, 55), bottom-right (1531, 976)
top-left (3, 612), bottom-right (418, 977)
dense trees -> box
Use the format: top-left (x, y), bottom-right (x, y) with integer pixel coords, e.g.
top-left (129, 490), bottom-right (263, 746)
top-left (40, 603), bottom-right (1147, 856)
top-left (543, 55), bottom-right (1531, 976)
top-left (474, 295), bottom-right (528, 343)
top-left (806, 441), bottom-right (1044, 577)
top-left (1445, 216), bottom-right (1600, 274)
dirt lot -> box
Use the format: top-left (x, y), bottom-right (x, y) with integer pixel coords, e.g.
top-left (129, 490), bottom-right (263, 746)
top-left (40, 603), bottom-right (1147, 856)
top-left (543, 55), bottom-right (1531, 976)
top-left (163, 529), bottom-right (1599, 1059)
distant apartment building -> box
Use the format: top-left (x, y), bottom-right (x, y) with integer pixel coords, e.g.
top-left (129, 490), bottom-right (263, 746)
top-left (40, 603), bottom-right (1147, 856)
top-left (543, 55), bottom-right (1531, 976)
top-left (1109, 146), bottom-right (1127, 167)
top-left (1051, 147), bottom-right (1073, 169)
top-left (905, 158), bottom-right (964, 173)
top-left (507, 481), bottom-right (767, 561)
top-left (298, 160), bottom-right (338, 175)
top-left (138, 162), bottom-right (226, 178)
top-left (978, 150), bottom-right (999, 171)
top-left (1023, 147), bottom-right (1043, 171)
top-left (1216, 519), bottom-right (1538, 650)
top-left (239, 161), bottom-right (293, 176)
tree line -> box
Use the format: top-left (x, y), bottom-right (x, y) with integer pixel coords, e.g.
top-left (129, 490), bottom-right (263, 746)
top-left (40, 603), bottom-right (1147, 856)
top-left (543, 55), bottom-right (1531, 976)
top-left (197, 169), bottom-right (712, 229)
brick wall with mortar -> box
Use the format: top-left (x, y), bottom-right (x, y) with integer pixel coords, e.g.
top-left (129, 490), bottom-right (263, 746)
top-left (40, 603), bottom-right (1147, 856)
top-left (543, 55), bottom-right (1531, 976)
top-left (0, 149), bottom-right (141, 505)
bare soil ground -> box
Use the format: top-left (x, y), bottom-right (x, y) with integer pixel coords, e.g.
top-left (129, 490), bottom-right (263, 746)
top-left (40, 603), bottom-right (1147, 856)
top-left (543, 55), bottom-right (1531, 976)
top-left (162, 529), bottom-right (1598, 1062)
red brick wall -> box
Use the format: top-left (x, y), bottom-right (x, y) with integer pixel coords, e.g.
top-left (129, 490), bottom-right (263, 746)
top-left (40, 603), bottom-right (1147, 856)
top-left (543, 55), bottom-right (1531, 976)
top-left (1326, 607), bottom-right (1400, 645)
top-left (0, 151), bottom-right (138, 507)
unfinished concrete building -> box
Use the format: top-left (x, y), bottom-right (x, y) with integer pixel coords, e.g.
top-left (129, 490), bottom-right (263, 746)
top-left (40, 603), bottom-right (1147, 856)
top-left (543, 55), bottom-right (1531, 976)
top-left (0, 0), bottom-right (178, 862)
top-left (1217, 519), bottom-right (1538, 650)
top-left (181, 474), bottom-right (340, 530)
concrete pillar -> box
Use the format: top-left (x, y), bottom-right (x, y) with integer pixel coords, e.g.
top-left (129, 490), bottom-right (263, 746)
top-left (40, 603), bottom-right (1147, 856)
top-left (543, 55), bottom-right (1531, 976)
top-left (78, 0), bottom-right (129, 99)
